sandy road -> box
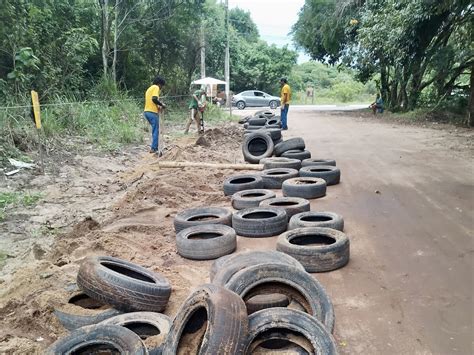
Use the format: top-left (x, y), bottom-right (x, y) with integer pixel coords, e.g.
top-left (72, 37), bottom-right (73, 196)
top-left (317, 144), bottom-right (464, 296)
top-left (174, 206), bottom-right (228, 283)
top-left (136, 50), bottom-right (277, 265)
top-left (237, 108), bottom-right (473, 354)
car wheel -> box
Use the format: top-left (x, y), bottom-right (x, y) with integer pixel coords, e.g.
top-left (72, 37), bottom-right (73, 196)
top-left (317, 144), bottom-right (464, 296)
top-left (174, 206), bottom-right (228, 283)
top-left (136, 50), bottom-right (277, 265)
top-left (237, 101), bottom-right (246, 110)
top-left (269, 100), bottom-right (278, 109)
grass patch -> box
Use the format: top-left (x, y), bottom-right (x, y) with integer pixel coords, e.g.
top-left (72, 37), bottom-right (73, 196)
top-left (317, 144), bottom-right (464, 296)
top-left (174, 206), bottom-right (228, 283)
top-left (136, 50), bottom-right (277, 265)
top-left (389, 108), bottom-right (468, 126)
top-left (0, 191), bottom-right (42, 221)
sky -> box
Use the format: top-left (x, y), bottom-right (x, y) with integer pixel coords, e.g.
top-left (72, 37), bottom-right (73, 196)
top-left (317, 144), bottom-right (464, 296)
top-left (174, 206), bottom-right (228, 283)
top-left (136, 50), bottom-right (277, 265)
top-left (228, 0), bottom-right (311, 63)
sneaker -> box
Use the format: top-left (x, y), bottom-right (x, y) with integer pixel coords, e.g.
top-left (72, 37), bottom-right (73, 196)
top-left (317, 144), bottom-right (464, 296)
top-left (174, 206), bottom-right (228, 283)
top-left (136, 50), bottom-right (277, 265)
top-left (149, 148), bottom-right (158, 153)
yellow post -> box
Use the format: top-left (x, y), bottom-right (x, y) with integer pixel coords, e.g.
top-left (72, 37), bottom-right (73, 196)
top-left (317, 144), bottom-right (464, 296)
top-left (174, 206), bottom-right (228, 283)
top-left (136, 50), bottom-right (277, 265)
top-left (31, 90), bottom-right (44, 173)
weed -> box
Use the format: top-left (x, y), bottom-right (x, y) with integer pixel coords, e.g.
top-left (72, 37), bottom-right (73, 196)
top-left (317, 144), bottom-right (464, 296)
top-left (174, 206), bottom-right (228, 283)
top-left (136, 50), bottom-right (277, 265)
top-left (0, 191), bottom-right (42, 221)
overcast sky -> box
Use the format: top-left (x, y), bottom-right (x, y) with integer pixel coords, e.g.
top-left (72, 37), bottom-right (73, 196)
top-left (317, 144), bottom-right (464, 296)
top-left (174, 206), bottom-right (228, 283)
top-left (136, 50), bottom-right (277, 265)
top-left (228, 0), bottom-right (310, 63)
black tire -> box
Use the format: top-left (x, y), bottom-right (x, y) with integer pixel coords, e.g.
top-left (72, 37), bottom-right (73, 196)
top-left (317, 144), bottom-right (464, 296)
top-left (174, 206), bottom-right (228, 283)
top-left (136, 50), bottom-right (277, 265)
top-left (255, 110), bottom-right (274, 118)
top-left (273, 138), bottom-right (283, 145)
top-left (54, 292), bottom-right (123, 331)
top-left (266, 118), bottom-right (281, 127)
top-left (259, 197), bottom-right (310, 221)
top-left (282, 177), bottom-right (327, 199)
top-left (244, 308), bottom-right (338, 354)
top-left (210, 250), bottom-right (304, 285)
top-left (265, 124), bottom-right (281, 130)
top-left (174, 207), bottom-right (232, 233)
top-left (236, 101), bottom-right (246, 110)
top-left (45, 324), bottom-right (148, 355)
top-left (281, 149), bottom-right (312, 161)
top-left (248, 117), bottom-right (266, 126)
top-left (274, 138), bottom-right (305, 156)
top-left (176, 224), bottom-right (236, 260)
top-left (231, 189), bottom-right (276, 210)
top-left (289, 211), bottom-right (344, 231)
top-left (223, 263), bottom-right (335, 332)
top-left (242, 132), bottom-right (274, 164)
top-left (264, 128), bottom-right (282, 141)
top-left (245, 294), bottom-right (290, 315)
top-left (260, 157), bottom-right (301, 171)
top-left (243, 122), bottom-right (249, 129)
top-left (232, 207), bottom-right (287, 237)
top-left (99, 312), bottom-right (171, 354)
top-left (245, 125), bottom-right (264, 131)
top-left (260, 168), bottom-right (299, 189)
top-left (277, 227), bottom-right (350, 272)
top-left (77, 256), bottom-right (171, 312)
top-left (161, 284), bottom-right (248, 355)
top-left (224, 174), bottom-right (264, 196)
top-left (302, 158), bottom-right (336, 167)
top-left (269, 100), bottom-right (278, 109)
top-left (299, 165), bottom-right (341, 185)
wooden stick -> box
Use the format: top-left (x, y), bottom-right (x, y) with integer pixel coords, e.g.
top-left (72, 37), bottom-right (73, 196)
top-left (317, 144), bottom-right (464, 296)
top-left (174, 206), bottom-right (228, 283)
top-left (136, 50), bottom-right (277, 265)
top-left (153, 161), bottom-right (263, 170)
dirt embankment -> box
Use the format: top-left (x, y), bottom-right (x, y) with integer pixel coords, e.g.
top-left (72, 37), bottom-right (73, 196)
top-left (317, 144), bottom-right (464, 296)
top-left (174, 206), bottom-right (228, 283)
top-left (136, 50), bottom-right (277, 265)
top-left (0, 123), bottom-right (246, 353)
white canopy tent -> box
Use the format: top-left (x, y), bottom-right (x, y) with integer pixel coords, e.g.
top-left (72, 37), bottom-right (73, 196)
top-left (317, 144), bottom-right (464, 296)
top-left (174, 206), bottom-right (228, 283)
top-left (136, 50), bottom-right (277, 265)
top-left (191, 77), bottom-right (227, 100)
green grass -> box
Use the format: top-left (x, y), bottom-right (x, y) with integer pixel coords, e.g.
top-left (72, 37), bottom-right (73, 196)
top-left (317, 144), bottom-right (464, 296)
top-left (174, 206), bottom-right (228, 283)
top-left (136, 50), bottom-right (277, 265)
top-left (0, 191), bottom-right (42, 221)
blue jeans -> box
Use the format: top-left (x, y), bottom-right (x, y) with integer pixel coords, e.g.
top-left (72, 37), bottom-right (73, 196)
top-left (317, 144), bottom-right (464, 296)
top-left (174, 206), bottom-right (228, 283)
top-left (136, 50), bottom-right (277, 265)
top-left (281, 104), bottom-right (289, 129)
top-left (144, 111), bottom-right (159, 151)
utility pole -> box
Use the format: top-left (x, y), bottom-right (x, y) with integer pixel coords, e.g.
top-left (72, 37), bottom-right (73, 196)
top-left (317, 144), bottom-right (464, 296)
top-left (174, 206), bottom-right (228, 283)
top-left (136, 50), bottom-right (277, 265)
top-left (225, 0), bottom-right (231, 114)
top-left (200, 21), bottom-right (206, 79)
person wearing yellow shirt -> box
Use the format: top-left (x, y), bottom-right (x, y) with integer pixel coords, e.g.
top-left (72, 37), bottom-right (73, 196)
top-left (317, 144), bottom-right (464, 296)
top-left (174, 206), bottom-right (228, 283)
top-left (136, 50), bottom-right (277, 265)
top-left (280, 78), bottom-right (291, 130)
top-left (144, 76), bottom-right (166, 155)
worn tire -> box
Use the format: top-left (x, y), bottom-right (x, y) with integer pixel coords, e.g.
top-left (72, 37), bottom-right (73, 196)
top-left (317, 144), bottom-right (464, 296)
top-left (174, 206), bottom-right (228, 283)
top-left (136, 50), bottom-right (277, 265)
top-left (176, 224), bottom-right (236, 260)
top-left (242, 132), bottom-right (274, 164)
top-left (45, 324), bottom-right (148, 355)
top-left (224, 263), bottom-right (335, 332)
top-left (245, 125), bottom-right (263, 130)
top-left (255, 110), bottom-right (274, 118)
top-left (245, 294), bottom-right (290, 315)
top-left (302, 158), bottom-right (336, 167)
top-left (77, 256), bottom-right (171, 312)
top-left (54, 292), bottom-right (123, 331)
top-left (260, 157), bottom-right (301, 171)
top-left (289, 211), bottom-right (344, 231)
top-left (210, 250), bottom-right (304, 284)
top-left (231, 189), bottom-right (276, 210)
top-left (224, 174), bottom-right (264, 196)
top-left (261, 168), bottom-right (299, 189)
top-left (282, 177), bottom-right (327, 199)
top-left (274, 138), bottom-right (305, 156)
top-left (248, 117), bottom-right (267, 126)
top-left (299, 165), bottom-right (341, 185)
top-left (232, 207), bottom-right (287, 237)
top-left (99, 312), bottom-right (171, 354)
top-left (260, 197), bottom-right (310, 221)
top-left (277, 227), bottom-right (350, 272)
top-left (266, 118), bottom-right (281, 127)
top-left (281, 149), bottom-right (312, 161)
top-left (161, 284), bottom-right (248, 355)
top-left (244, 308), bottom-right (338, 354)
top-left (174, 207), bottom-right (232, 233)
top-left (264, 128), bottom-right (282, 141)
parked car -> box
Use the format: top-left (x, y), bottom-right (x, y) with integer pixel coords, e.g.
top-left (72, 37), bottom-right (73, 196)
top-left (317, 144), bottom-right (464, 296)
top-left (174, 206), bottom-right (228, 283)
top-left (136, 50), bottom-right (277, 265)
top-left (232, 90), bottom-right (280, 110)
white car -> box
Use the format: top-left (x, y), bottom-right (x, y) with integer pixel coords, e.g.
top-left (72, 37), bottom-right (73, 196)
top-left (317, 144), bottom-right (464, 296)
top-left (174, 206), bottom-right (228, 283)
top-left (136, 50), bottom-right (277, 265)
top-left (232, 90), bottom-right (281, 110)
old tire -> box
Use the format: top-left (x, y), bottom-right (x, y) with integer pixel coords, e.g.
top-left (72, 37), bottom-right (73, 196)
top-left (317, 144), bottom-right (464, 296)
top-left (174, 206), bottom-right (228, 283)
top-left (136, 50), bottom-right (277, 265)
top-left (223, 174), bottom-right (264, 196)
top-left (99, 312), bottom-right (171, 354)
top-left (245, 294), bottom-right (290, 315)
top-left (174, 207), bottom-right (232, 233)
top-left (77, 256), bottom-right (171, 312)
top-left (299, 165), bottom-right (341, 185)
top-left (265, 128), bottom-right (282, 141)
top-left (261, 168), bottom-right (299, 189)
top-left (161, 284), bottom-right (248, 355)
top-left (231, 189), bottom-right (276, 210)
top-left (242, 132), bottom-right (274, 164)
top-left (274, 138), bottom-right (305, 156)
top-left (259, 197), bottom-right (310, 221)
top-left (248, 117), bottom-right (267, 126)
top-left (281, 149), bottom-right (312, 161)
top-left (289, 211), bottom-right (344, 231)
top-left (266, 118), bottom-right (281, 127)
top-left (260, 157), bottom-right (301, 171)
top-left (232, 207), bottom-right (287, 237)
top-left (176, 224), bottom-right (236, 260)
top-left (45, 324), bottom-right (148, 355)
top-left (54, 292), bottom-right (123, 331)
top-left (277, 227), bottom-right (350, 272)
top-left (210, 250), bottom-right (304, 284)
top-left (302, 158), bottom-right (336, 167)
top-left (282, 177), bottom-right (327, 199)
top-left (223, 263), bottom-right (335, 332)
top-left (244, 308), bottom-right (338, 354)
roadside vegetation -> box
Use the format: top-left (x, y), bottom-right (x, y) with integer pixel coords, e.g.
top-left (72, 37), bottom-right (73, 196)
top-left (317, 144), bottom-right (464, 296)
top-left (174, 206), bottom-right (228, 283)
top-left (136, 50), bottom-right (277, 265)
top-left (0, 191), bottom-right (42, 221)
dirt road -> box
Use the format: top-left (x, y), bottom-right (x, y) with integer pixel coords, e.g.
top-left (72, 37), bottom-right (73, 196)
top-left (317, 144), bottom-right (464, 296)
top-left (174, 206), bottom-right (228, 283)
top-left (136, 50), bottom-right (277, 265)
top-left (0, 108), bottom-right (472, 354)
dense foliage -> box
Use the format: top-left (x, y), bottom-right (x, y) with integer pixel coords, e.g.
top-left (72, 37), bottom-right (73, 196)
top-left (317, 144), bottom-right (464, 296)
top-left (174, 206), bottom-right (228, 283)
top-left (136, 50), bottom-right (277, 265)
top-left (293, 0), bottom-right (473, 119)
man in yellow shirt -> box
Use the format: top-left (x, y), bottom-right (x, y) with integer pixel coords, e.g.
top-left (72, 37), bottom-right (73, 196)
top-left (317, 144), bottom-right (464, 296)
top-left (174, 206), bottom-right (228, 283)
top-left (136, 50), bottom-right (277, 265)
top-left (144, 76), bottom-right (166, 155)
top-left (280, 78), bottom-right (291, 130)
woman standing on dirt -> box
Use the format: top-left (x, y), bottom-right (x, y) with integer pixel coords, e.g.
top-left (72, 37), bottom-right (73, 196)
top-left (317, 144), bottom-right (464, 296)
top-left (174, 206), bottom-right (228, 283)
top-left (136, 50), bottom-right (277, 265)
top-left (144, 76), bottom-right (166, 155)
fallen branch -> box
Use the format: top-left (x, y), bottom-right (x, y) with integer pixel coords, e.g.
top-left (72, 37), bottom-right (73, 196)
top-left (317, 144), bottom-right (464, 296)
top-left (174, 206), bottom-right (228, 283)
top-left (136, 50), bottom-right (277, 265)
top-left (153, 161), bottom-right (263, 170)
